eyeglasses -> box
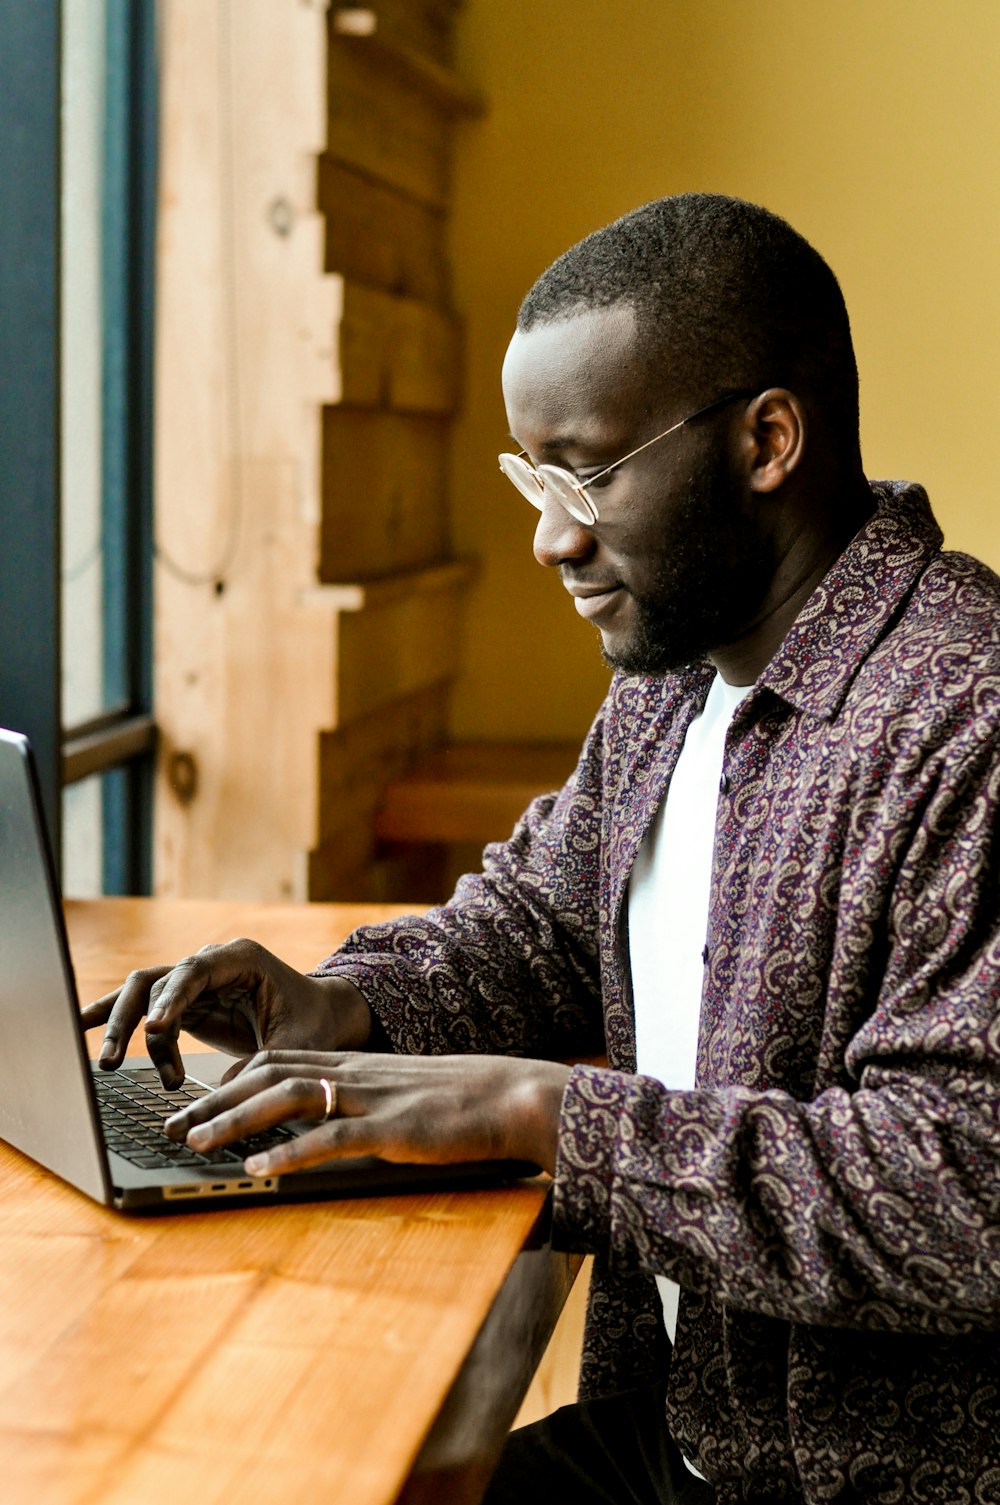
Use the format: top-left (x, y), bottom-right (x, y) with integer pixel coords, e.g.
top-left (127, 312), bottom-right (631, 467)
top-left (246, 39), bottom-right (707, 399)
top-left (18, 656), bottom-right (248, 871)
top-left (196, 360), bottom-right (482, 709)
top-left (498, 390), bottom-right (756, 526)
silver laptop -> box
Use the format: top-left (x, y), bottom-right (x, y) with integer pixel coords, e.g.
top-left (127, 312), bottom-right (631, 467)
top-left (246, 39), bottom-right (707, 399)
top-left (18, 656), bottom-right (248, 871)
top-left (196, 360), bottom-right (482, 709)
top-left (0, 727), bottom-right (536, 1210)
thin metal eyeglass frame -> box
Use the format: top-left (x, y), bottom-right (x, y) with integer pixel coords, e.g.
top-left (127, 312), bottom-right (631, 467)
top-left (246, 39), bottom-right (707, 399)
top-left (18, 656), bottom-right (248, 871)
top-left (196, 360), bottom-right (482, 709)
top-left (499, 388), bottom-right (757, 525)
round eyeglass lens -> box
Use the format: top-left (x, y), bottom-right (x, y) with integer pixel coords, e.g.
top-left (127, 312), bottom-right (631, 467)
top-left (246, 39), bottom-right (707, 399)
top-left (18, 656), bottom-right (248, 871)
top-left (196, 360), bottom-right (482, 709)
top-left (498, 452), bottom-right (544, 506)
top-left (534, 465), bottom-right (598, 525)
top-left (498, 453), bottom-right (598, 526)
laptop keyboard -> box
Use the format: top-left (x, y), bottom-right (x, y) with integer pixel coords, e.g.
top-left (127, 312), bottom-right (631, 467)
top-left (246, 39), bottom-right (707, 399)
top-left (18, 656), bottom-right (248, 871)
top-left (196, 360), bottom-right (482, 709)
top-left (92, 1065), bottom-right (293, 1171)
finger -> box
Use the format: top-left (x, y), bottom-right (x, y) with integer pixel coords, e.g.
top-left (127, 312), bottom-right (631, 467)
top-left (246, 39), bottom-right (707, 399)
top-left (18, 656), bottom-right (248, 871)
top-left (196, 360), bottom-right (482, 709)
top-left (140, 949), bottom-right (259, 1085)
top-left (171, 1065), bottom-right (288, 1134)
top-left (142, 954), bottom-right (220, 1033)
top-left (167, 1058), bottom-right (331, 1135)
top-left (165, 1065), bottom-right (333, 1147)
top-left (216, 1048), bottom-right (353, 1086)
top-left (243, 1119), bottom-right (379, 1177)
top-left (145, 1023), bottom-right (186, 1090)
top-left (80, 991), bottom-right (119, 1029)
top-left (219, 1055), bottom-right (255, 1085)
top-left (96, 966), bottom-right (173, 1068)
top-left (140, 942), bottom-right (277, 1042)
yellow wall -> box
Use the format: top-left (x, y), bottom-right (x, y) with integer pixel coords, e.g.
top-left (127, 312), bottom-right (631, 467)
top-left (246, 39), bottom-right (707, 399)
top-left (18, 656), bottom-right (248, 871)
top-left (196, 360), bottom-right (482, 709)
top-left (447, 0), bottom-right (1000, 742)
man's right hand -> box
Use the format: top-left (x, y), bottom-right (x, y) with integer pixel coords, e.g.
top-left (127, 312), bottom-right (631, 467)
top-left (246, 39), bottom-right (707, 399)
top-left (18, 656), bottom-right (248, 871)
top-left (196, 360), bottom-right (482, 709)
top-left (79, 938), bottom-right (374, 1089)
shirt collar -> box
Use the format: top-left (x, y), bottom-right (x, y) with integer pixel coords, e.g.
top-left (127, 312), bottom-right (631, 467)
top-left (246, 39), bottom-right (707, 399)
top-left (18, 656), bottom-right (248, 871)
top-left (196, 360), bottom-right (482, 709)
top-left (757, 480), bottom-right (943, 720)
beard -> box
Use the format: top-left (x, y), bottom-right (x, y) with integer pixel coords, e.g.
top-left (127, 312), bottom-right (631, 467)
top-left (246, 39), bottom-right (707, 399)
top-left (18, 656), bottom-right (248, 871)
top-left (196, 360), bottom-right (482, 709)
top-left (600, 446), bottom-right (774, 676)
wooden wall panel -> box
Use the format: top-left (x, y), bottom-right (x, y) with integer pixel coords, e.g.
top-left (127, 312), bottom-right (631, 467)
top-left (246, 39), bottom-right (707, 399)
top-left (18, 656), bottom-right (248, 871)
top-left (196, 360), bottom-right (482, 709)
top-left (317, 688), bottom-right (449, 841)
top-left (155, 0), bottom-right (479, 904)
top-left (312, 5), bottom-right (481, 899)
top-left (337, 279), bottom-right (461, 414)
top-left (326, 36), bottom-right (453, 209)
top-left (153, 0), bottom-right (344, 903)
top-left (320, 409), bottom-right (450, 581)
top-left (318, 158), bottom-right (449, 304)
top-left (331, 562), bottom-right (476, 724)
top-left (309, 685), bottom-right (449, 899)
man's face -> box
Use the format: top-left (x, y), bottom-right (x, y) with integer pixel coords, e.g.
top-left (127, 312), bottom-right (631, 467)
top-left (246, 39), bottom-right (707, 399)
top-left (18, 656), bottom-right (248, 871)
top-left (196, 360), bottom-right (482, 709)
top-left (501, 304), bottom-right (773, 675)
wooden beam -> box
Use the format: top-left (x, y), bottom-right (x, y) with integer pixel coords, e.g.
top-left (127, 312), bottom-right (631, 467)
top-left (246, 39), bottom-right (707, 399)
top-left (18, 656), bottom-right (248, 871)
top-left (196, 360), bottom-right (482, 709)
top-left (318, 157), bottom-right (449, 304)
top-left (374, 741), bottom-right (580, 846)
top-left (326, 27), bottom-right (458, 208)
top-left (331, 9), bottom-right (486, 118)
top-left (321, 408), bottom-right (450, 581)
top-left (316, 560), bottom-right (478, 723)
top-left (337, 277), bottom-right (461, 413)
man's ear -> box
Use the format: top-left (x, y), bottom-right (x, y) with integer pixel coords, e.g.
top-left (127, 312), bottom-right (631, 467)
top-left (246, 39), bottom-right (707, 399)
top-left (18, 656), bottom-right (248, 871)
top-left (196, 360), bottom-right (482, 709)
top-left (740, 388), bottom-right (806, 493)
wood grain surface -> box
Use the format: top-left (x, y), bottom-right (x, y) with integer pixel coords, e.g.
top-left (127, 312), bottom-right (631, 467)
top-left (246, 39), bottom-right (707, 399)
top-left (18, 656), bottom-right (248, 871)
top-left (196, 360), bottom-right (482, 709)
top-left (0, 898), bottom-right (573, 1505)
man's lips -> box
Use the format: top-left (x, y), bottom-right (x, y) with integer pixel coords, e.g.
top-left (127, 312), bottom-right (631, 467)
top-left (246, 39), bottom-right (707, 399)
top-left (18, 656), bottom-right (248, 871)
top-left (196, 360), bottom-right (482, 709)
top-left (565, 582), bottom-right (626, 622)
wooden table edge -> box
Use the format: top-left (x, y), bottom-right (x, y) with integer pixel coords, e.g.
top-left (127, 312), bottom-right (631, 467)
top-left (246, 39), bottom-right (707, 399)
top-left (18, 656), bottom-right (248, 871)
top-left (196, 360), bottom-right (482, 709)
top-left (397, 1192), bottom-right (583, 1505)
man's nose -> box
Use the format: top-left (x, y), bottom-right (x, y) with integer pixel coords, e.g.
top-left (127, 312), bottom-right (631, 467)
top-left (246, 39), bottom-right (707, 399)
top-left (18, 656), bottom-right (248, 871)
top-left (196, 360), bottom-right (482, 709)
top-left (532, 495), bottom-right (595, 568)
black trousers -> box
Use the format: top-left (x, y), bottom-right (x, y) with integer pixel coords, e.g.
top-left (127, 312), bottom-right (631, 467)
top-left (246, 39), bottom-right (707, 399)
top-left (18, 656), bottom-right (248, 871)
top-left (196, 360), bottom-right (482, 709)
top-left (482, 1385), bottom-right (716, 1505)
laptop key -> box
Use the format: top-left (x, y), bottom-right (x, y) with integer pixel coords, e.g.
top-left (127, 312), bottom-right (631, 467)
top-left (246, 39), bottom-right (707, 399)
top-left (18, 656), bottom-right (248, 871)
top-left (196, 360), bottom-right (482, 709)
top-left (98, 1067), bottom-right (297, 1171)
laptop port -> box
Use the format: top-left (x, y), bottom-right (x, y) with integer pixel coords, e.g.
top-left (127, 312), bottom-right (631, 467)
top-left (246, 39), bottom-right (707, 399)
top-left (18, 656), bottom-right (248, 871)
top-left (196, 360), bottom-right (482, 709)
top-left (163, 1177), bottom-right (277, 1199)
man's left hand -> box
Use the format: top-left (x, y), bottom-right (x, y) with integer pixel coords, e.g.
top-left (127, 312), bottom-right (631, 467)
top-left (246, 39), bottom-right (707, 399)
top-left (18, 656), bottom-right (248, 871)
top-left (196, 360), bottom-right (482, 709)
top-left (164, 1050), bottom-right (571, 1177)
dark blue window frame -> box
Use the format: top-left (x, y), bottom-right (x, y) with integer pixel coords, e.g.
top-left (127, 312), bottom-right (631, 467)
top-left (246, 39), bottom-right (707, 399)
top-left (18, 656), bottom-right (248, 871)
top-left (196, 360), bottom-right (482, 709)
top-left (0, 0), bottom-right (157, 893)
top-left (0, 0), bottom-right (63, 852)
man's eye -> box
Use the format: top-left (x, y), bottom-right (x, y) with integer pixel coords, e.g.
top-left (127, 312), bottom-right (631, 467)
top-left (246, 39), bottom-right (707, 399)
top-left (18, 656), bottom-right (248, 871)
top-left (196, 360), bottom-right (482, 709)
top-left (579, 469), bottom-right (615, 490)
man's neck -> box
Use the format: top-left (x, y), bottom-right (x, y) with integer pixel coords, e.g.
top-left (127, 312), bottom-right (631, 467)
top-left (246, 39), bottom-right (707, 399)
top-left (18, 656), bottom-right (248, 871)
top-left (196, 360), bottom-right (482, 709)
top-left (711, 477), bottom-right (875, 687)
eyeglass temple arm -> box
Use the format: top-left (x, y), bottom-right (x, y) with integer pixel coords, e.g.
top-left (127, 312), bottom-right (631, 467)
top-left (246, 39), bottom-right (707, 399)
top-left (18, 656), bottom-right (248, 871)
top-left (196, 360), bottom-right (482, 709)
top-left (579, 389), bottom-right (757, 492)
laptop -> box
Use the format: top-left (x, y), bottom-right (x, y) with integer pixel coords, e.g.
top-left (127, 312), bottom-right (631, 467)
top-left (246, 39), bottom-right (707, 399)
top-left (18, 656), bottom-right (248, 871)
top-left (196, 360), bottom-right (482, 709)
top-left (0, 727), bottom-right (537, 1210)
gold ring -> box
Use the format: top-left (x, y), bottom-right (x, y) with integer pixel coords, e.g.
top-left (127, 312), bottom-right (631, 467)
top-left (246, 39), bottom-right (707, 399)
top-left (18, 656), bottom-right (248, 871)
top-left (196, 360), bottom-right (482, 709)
top-left (319, 1077), bottom-right (335, 1121)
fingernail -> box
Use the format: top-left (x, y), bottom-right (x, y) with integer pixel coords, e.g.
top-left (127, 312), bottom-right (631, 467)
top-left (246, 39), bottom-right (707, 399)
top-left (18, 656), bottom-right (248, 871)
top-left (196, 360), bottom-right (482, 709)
top-left (99, 1040), bottom-right (115, 1062)
top-left (244, 1155), bottom-right (268, 1176)
top-left (187, 1126), bottom-right (211, 1148)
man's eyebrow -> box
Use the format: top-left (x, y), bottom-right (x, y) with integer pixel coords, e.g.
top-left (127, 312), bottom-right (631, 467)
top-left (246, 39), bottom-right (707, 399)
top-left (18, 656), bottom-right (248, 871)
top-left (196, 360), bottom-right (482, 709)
top-left (507, 433), bottom-right (584, 455)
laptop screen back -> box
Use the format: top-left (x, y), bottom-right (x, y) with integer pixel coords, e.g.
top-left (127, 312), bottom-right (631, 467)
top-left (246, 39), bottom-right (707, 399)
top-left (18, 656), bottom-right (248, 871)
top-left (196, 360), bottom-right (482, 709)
top-left (0, 730), bottom-right (110, 1203)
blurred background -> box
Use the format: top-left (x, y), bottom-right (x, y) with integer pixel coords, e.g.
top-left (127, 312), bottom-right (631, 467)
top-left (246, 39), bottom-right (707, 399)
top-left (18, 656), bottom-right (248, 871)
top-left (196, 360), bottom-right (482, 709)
top-left (450, 0), bottom-right (1000, 741)
top-left (2, 0), bottom-right (997, 903)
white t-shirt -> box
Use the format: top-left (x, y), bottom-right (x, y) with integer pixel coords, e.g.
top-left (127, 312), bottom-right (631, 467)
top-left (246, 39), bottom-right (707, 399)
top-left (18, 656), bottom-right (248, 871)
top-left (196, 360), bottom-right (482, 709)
top-left (627, 669), bottom-right (750, 1376)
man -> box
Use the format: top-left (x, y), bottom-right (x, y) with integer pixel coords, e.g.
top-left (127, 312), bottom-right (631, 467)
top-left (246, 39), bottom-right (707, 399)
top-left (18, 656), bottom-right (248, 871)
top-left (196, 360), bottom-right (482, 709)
top-left (85, 195), bottom-right (1000, 1503)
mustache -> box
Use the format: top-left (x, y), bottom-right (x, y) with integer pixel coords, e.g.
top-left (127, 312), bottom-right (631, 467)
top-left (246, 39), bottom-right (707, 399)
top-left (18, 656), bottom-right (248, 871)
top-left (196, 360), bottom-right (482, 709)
top-left (560, 566), bottom-right (623, 591)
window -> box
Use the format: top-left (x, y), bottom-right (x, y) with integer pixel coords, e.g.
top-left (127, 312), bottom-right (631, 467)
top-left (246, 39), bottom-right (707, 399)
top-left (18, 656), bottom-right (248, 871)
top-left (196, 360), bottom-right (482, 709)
top-left (0, 0), bottom-right (157, 895)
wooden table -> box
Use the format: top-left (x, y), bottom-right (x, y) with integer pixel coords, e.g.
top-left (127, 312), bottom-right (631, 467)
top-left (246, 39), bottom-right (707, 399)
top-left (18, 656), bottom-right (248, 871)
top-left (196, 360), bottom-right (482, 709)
top-left (0, 898), bottom-right (579, 1505)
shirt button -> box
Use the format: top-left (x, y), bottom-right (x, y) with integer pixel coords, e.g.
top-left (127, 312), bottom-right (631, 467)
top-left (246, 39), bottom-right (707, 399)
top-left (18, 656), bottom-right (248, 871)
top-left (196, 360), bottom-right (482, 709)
top-left (701, 945), bottom-right (709, 965)
top-left (719, 774), bottom-right (730, 793)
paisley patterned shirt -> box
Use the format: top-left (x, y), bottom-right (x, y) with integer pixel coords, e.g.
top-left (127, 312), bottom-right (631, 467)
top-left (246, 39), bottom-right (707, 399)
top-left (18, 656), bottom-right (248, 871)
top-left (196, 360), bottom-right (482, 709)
top-left (318, 482), bottom-right (1000, 1503)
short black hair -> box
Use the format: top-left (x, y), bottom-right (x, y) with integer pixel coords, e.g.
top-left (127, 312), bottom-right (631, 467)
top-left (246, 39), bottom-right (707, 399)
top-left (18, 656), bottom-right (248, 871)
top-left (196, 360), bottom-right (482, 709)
top-left (518, 194), bottom-right (859, 445)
